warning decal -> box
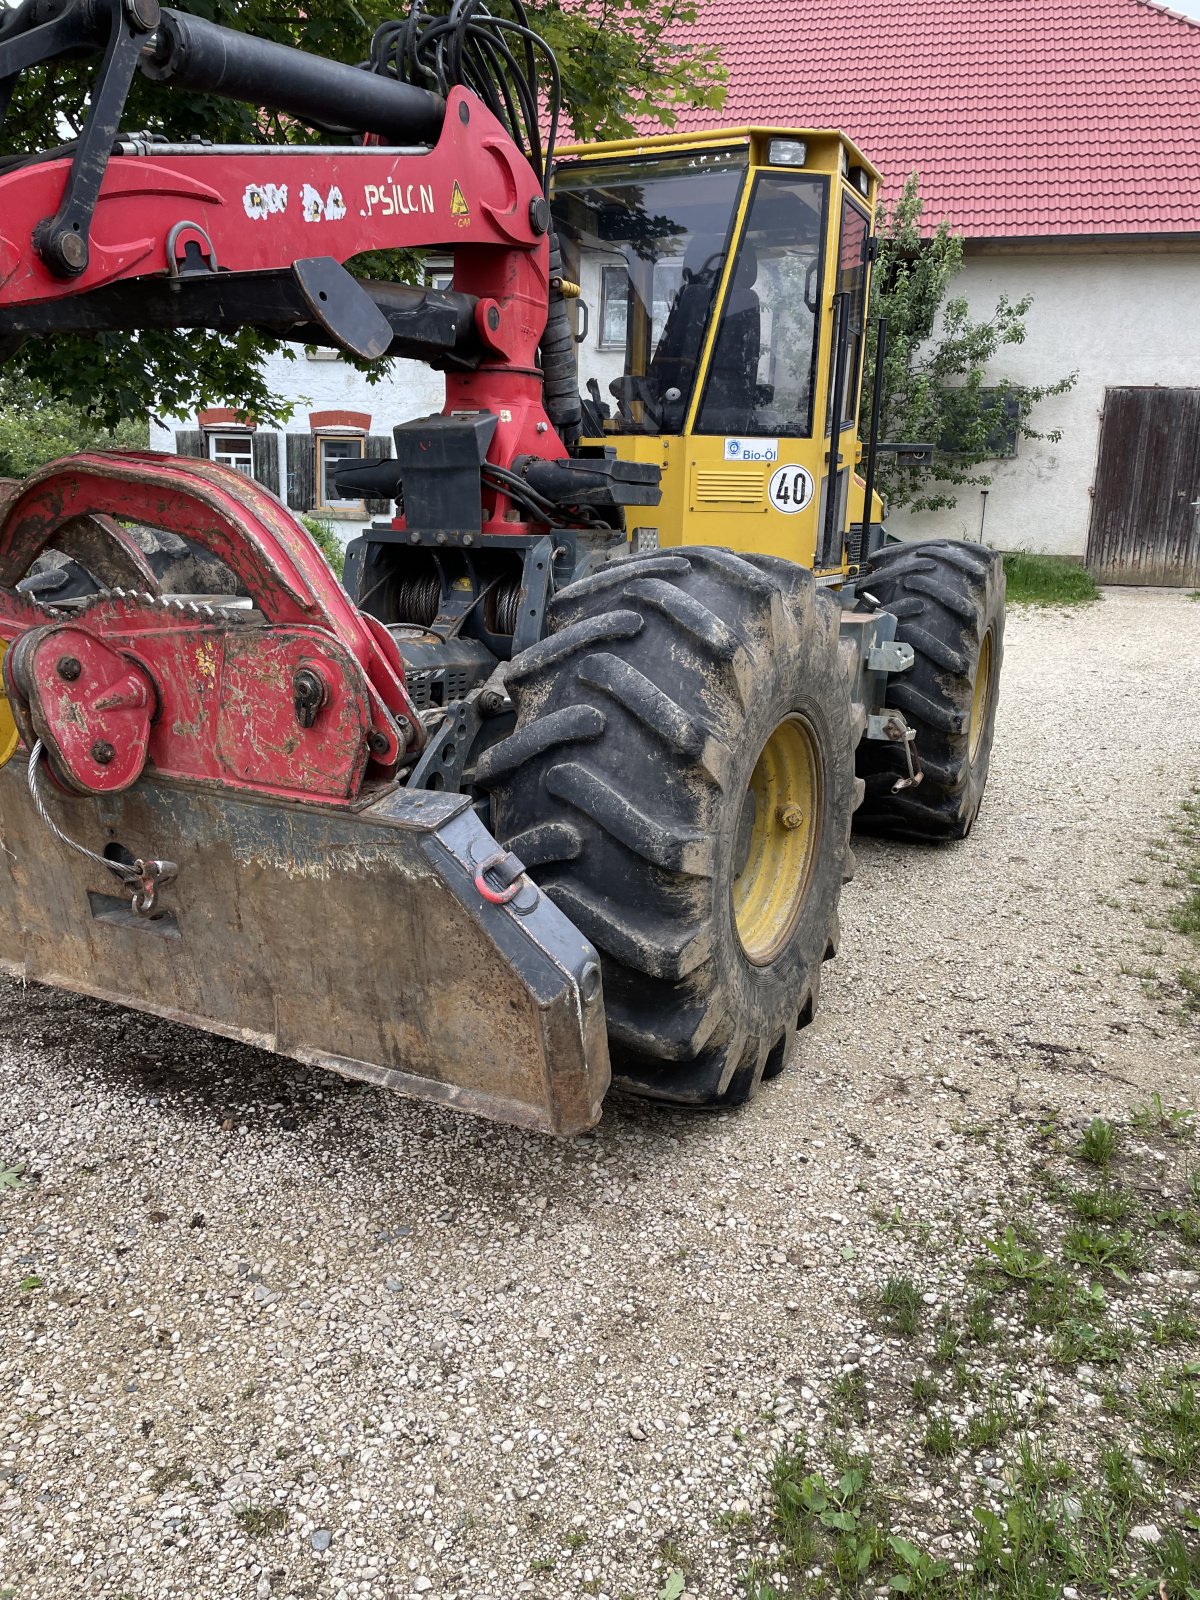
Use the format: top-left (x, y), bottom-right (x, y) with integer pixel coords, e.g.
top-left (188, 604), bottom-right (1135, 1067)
top-left (450, 180), bottom-right (470, 217)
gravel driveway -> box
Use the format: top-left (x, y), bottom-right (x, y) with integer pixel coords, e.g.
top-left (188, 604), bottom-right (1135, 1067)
top-left (0, 587), bottom-right (1197, 1600)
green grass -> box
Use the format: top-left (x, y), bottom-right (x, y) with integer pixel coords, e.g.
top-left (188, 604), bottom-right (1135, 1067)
top-left (877, 1275), bottom-right (923, 1337)
top-left (1076, 1118), bottom-right (1118, 1170)
top-left (1001, 550), bottom-right (1100, 607)
top-left (234, 1504), bottom-right (286, 1538)
top-left (923, 1414), bottom-right (957, 1457)
top-left (1066, 1185), bottom-right (1135, 1224)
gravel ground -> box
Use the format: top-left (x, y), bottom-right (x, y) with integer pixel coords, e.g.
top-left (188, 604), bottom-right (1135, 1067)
top-left (0, 586), bottom-right (1197, 1600)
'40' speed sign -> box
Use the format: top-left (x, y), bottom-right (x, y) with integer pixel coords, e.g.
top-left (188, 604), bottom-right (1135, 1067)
top-left (767, 464), bottom-right (815, 514)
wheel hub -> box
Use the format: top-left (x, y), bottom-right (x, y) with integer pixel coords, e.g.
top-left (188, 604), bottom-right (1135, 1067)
top-left (732, 713), bottom-right (823, 965)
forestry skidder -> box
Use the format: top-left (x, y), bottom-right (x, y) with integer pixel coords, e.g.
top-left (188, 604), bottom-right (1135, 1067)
top-left (0, 0), bottom-right (1004, 1133)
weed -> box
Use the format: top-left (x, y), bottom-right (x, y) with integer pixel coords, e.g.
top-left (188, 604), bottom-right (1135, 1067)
top-left (1066, 1185), bottom-right (1135, 1224)
top-left (1132, 1091), bottom-right (1196, 1140)
top-left (1098, 1444), bottom-right (1143, 1510)
top-left (910, 1375), bottom-right (939, 1412)
top-left (1158, 1520), bottom-right (1200, 1596)
top-left (765, 1448), bottom-right (818, 1570)
top-left (149, 1462), bottom-right (192, 1495)
top-left (565, 1528), bottom-right (588, 1552)
top-left (776, 1460), bottom-right (887, 1589)
top-left (965, 1291), bottom-right (998, 1345)
top-left (657, 1566), bottom-right (686, 1600)
top-left (980, 1224), bottom-right (1051, 1284)
top-left (1076, 1118), bottom-right (1118, 1169)
top-left (656, 1537), bottom-right (688, 1571)
top-left (235, 1503), bottom-right (286, 1538)
top-left (964, 1395), bottom-right (1014, 1449)
top-left (931, 1311), bottom-right (962, 1364)
top-left (831, 1369), bottom-right (867, 1421)
top-left (1051, 1315), bottom-right (1132, 1366)
top-left (0, 1161), bottom-right (27, 1192)
top-left (1151, 1205), bottom-right (1200, 1245)
top-left (1140, 1300), bottom-right (1200, 1346)
top-left (885, 1535), bottom-right (951, 1596)
top-left (718, 1507), bottom-right (756, 1536)
top-left (17, 1274), bottom-right (42, 1293)
top-left (1138, 1368), bottom-right (1200, 1479)
top-left (1063, 1224), bottom-right (1146, 1279)
top-left (529, 1556), bottom-right (556, 1574)
top-left (923, 1414), bottom-right (957, 1458)
top-left (877, 1275), bottom-right (923, 1337)
top-left (1001, 551), bottom-right (1100, 606)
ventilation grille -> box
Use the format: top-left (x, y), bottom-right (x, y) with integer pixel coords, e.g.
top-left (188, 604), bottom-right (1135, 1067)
top-left (691, 469), bottom-right (764, 506)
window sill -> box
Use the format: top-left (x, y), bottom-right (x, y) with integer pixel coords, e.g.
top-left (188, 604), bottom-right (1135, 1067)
top-left (312, 504), bottom-right (365, 520)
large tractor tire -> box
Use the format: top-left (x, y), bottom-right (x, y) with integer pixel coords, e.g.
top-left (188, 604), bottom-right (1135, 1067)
top-left (477, 548), bottom-right (859, 1108)
top-left (854, 539), bottom-right (1004, 841)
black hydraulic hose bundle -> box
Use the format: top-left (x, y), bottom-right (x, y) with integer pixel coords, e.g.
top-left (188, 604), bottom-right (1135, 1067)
top-left (365, 0), bottom-right (560, 201)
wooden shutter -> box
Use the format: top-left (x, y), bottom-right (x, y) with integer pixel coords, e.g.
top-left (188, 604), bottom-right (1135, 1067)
top-left (174, 429), bottom-right (205, 457)
top-left (363, 433), bottom-right (393, 516)
top-left (286, 434), bottom-right (315, 512)
top-left (252, 430), bottom-right (280, 496)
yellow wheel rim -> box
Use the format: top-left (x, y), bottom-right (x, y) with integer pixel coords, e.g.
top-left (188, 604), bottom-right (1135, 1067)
top-left (0, 640), bottom-right (17, 772)
top-left (967, 628), bottom-right (995, 763)
top-left (732, 714), bottom-right (823, 966)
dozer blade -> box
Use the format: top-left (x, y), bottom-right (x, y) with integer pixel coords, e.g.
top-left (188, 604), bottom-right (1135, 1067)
top-left (0, 758), bottom-right (611, 1135)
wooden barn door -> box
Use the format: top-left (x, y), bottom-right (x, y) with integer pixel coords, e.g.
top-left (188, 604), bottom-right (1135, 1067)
top-left (1086, 388), bottom-right (1200, 586)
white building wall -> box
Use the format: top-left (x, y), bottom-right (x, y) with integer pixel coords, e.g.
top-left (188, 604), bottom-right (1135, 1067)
top-left (895, 248), bottom-right (1200, 558)
top-left (150, 345), bottom-right (445, 545)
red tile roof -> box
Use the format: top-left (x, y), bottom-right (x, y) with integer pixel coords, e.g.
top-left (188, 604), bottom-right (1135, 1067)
top-left (667, 0), bottom-right (1200, 237)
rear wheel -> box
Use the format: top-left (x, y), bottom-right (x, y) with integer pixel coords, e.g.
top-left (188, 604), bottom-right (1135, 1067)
top-left (477, 548), bottom-right (859, 1107)
top-left (855, 539), bottom-right (1004, 840)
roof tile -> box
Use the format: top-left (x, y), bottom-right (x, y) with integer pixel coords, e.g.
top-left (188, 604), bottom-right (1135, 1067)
top-left (661, 0), bottom-right (1200, 234)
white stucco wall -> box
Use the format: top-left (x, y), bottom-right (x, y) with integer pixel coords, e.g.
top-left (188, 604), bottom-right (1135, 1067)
top-left (150, 346), bottom-right (445, 544)
top-left (894, 247), bottom-right (1200, 558)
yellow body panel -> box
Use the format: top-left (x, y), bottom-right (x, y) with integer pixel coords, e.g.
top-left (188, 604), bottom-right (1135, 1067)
top-left (555, 126), bottom-right (885, 575)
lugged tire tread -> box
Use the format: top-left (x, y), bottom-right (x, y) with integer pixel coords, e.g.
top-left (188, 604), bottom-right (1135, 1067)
top-left (480, 547), bottom-right (857, 1107)
top-left (474, 704), bottom-right (604, 783)
top-left (854, 540), bottom-right (1005, 840)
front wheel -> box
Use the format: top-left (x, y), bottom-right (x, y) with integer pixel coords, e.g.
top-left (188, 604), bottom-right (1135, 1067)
top-left (476, 548), bottom-right (859, 1107)
top-left (855, 539), bottom-right (1005, 840)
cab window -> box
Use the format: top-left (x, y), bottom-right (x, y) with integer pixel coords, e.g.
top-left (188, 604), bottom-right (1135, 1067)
top-left (829, 197), bottom-right (870, 433)
top-left (695, 173), bottom-right (827, 439)
top-left (552, 149), bottom-right (748, 435)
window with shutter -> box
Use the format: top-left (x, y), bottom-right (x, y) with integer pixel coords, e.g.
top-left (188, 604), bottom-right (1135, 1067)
top-left (286, 434), bottom-right (315, 512)
top-left (363, 434), bottom-right (394, 516)
top-left (252, 431), bottom-right (281, 496)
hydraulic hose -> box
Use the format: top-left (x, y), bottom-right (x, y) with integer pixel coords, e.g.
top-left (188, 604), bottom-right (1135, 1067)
top-left (144, 9), bottom-right (446, 146)
top-left (542, 233), bottom-right (582, 451)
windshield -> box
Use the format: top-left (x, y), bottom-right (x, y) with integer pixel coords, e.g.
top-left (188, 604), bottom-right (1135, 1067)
top-left (551, 148), bottom-right (748, 435)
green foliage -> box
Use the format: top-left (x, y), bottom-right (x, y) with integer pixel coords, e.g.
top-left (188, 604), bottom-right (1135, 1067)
top-left (1132, 1091), bottom-right (1196, 1140)
top-left (2, 0), bottom-right (725, 428)
top-left (299, 515), bottom-right (345, 580)
top-left (0, 378), bottom-right (146, 477)
top-left (0, 1161), bottom-right (27, 1192)
top-left (1001, 551), bottom-right (1100, 608)
top-left (980, 1225), bottom-right (1051, 1284)
top-left (1076, 1118), bottom-right (1118, 1171)
top-left (863, 174), bottom-right (1076, 514)
top-left (877, 1275), bottom-right (923, 1337)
